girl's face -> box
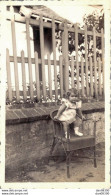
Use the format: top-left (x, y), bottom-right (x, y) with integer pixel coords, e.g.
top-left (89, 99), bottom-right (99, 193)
top-left (69, 93), bottom-right (77, 103)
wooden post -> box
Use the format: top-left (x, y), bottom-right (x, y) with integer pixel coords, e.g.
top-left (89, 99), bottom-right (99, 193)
top-left (81, 56), bottom-right (84, 97)
top-left (35, 51), bottom-right (40, 101)
top-left (85, 25), bottom-right (89, 97)
top-left (98, 58), bottom-right (102, 96)
top-left (39, 15), bottom-right (46, 100)
top-left (62, 20), bottom-right (69, 92)
top-left (101, 28), bottom-right (104, 96)
top-left (11, 6), bottom-right (20, 101)
top-left (59, 55), bottom-right (63, 98)
top-left (93, 27), bottom-right (98, 98)
top-left (6, 49), bottom-right (12, 101)
top-left (75, 23), bottom-right (79, 91)
top-left (21, 50), bottom-right (27, 101)
top-left (52, 17), bottom-right (58, 100)
top-left (89, 56), bottom-right (93, 97)
top-left (47, 54), bottom-right (52, 100)
top-left (71, 56), bottom-right (74, 89)
top-left (26, 18), bottom-right (34, 100)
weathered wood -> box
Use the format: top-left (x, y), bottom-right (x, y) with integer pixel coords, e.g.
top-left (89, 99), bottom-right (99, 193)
top-left (93, 27), bottom-right (98, 97)
top-left (10, 55), bottom-right (87, 67)
top-left (101, 28), bottom-right (104, 96)
top-left (39, 15), bottom-right (46, 99)
top-left (59, 56), bottom-right (63, 98)
top-left (52, 17), bottom-right (58, 99)
top-left (34, 52), bottom-right (40, 100)
top-left (62, 20), bottom-right (69, 92)
top-left (10, 56), bottom-right (60, 65)
top-left (11, 9), bottom-right (20, 101)
top-left (85, 25), bottom-right (89, 96)
top-left (7, 89), bottom-right (62, 98)
top-left (47, 54), bottom-right (52, 99)
top-left (6, 49), bottom-right (12, 101)
top-left (6, 12), bottom-right (102, 37)
top-left (26, 18), bottom-right (34, 100)
top-left (98, 58), bottom-right (102, 96)
top-left (21, 50), bottom-right (27, 101)
top-left (71, 56), bottom-right (74, 89)
top-left (75, 23), bottom-right (79, 91)
top-left (89, 57), bottom-right (93, 97)
top-left (7, 9), bottom-right (104, 102)
top-left (81, 56), bottom-right (84, 97)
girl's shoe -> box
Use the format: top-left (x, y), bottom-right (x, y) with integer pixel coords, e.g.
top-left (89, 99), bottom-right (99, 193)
top-left (75, 129), bottom-right (83, 136)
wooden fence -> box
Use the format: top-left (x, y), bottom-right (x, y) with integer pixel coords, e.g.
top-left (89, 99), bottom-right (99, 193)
top-left (6, 7), bottom-right (104, 103)
top-left (6, 48), bottom-right (104, 102)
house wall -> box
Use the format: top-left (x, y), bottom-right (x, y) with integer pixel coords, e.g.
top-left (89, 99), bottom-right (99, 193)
top-left (6, 20), bottom-right (60, 90)
top-left (6, 20), bottom-right (60, 58)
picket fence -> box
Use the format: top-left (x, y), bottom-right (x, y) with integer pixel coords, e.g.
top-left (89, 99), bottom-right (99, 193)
top-left (6, 7), bottom-right (104, 102)
top-left (6, 48), bottom-right (104, 102)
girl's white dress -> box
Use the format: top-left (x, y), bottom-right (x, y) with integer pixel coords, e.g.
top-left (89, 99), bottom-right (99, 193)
top-left (58, 99), bottom-right (81, 124)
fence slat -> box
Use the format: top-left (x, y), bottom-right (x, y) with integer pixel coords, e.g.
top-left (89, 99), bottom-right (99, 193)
top-left (11, 10), bottom-right (20, 101)
top-left (35, 52), bottom-right (40, 101)
top-left (21, 50), bottom-right (27, 101)
top-left (40, 15), bottom-right (46, 99)
top-left (101, 28), bottom-right (104, 96)
top-left (75, 23), bottom-right (79, 91)
top-left (93, 27), bottom-right (98, 98)
top-left (85, 25), bottom-right (89, 96)
top-left (71, 56), bottom-right (74, 89)
top-left (81, 56), bottom-right (84, 97)
top-left (63, 20), bottom-right (69, 92)
top-left (98, 58), bottom-right (102, 96)
top-left (52, 17), bottom-right (58, 99)
top-left (26, 18), bottom-right (34, 100)
top-left (6, 49), bottom-right (12, 101)
top-left (89, 57), bottom-right (93, 97)
top-left (47, 54), bottom-right (52, 99)
top-left (60, 56), bottom-right (63, 98)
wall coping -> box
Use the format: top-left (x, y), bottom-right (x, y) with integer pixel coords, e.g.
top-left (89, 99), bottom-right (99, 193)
top-left (6, 101), bottom-right (104, 125)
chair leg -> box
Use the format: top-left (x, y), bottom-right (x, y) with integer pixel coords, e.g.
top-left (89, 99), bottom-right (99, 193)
top-left (93, 146), bottom-right (97, 168)
top-left (66, 151), bottom-right (70, 178)
top-left (50, 137), bottom-right (56, 157)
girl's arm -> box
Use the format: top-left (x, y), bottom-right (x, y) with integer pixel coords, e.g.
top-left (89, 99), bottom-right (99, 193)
top-left (54, 103), bottom-right (66, 119)
top-left (76, 109), bottom-right (85, 120)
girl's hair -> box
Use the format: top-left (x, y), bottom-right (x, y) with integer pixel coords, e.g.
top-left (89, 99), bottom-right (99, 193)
top-left (66, 91), bottom-right (71, 98)
top-left (63, 91), bottom-right (71, 99)
top-left (73, 88), bottom-right (79, 97)
top-left (66, 89), bottom-right (79, 98)
top-left (63, 88), bottom-right (79, 99)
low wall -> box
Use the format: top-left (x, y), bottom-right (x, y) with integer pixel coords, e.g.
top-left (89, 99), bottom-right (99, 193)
top-left (5, 101), bottom-right (105, 175)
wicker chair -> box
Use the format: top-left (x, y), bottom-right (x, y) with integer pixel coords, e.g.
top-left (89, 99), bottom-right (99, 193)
top-left (49, 109), bottom-right (98, 178)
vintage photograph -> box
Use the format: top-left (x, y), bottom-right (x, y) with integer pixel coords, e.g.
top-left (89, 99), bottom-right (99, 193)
top-left (0, 1), bottom-right (110, 188)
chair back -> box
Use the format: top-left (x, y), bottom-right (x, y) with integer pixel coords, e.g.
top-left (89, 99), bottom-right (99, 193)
top-left (50, 110), bottom-right (64, 137)
top-left (50, 110), bottom-right (59, 121)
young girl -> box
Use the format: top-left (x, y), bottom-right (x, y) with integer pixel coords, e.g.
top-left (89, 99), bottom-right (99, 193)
top-left (54, 89), bottom-right (85, 138)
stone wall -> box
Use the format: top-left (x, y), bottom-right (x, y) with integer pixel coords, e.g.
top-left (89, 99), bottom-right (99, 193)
top-left (5, 101), bottom-right (105, 176)
top-left (6, 112), bottom-right (104, 174)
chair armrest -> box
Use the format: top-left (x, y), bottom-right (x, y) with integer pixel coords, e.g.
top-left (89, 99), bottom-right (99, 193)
top-left (83, 118), bottom-right (92, 121)
top-left (53, 118), bottom-right (62, 124)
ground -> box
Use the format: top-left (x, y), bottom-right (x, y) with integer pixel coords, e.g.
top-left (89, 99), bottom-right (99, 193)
top-left (6, 143), bottom-right (105, 182)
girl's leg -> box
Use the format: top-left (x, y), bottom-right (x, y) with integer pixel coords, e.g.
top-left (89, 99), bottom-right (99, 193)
top-left (74, 120), bottom-right (83, 136)
top-left (62, 122), bottom-right (69, 139)
top-left (74, 127), bottom-right (83, 136)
